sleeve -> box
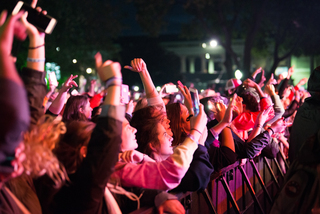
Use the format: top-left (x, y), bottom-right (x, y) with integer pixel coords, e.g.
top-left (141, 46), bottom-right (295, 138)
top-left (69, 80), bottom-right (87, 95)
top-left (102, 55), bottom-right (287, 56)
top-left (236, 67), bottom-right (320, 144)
top-left (0, 78), bottom-right (29, 167)
top-left (283, 100), bottom-right (299, 118)
top-left (266, 94), bottom-right (285, 125)
top-left (235, 130), bottom-right (271, 159)
top-left (208, 146), bottom-right (237, 171)
top-left (20, 67), bottom-right (47, 128)
top-left (69, 105), bottom-right (125, 210)
top-left (172, 145), bottom-right (214, 192)
top-left (112, 137), bottom-right (198, 191)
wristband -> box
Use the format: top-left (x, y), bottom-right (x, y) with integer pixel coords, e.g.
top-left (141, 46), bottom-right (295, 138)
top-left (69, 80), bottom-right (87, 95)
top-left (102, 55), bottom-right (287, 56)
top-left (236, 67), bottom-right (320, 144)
top-left (187, 134), bottom-right (199, 144)
top-left (28, 44), bottom-right (45, 49)
top-left (267, 127), bottom-right (275, 135)
top-left (27, 58), bottom-right (46, 62)
top-left (105, 77), bottom-right (122, 88)
top-left (191, 128), bottom-right (202, 135)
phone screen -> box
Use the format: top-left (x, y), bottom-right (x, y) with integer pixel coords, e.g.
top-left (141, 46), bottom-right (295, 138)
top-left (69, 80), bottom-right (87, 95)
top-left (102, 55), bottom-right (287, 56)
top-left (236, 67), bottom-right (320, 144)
top-left (189, 88), bottom-right (200, 116)
top-left (120, 84), bottom-right (129, 104)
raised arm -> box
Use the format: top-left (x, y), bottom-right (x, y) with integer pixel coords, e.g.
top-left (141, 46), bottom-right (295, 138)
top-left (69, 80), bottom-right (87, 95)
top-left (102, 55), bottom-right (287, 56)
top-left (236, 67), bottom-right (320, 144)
top-left (124, 58), bottom-right (165, 109)
top-left (47, 74), bottom-right (78, 115)
top-left (0, 10), bottom-right (29, 184)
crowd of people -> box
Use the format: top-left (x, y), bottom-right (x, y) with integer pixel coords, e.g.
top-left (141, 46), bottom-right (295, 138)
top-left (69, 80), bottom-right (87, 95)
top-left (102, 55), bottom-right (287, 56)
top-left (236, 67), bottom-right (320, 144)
top-left (1, 1), bottom-right (319, 213)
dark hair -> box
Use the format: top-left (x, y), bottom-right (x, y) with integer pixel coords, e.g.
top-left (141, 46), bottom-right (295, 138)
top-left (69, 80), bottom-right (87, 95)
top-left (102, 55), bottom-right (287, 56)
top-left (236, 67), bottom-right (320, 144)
top-left (54, 121), bottom-right (95, 174)
top-left (241, 91), bottom-right (260, 112)
top-left (166, 103), bottom-right (188, 147)
top-left (62, 95), bottom-right (89, 123)
top-left (130, 106), bottom-right (164, 156)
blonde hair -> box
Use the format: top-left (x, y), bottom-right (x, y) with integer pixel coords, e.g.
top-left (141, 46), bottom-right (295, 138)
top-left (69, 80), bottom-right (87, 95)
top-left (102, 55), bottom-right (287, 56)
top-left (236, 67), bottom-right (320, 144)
top-left (23, 115), bottom-right (68, 187)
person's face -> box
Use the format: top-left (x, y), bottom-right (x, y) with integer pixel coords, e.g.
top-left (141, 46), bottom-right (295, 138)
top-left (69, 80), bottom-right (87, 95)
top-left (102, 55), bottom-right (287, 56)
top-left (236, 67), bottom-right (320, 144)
top-left (155, 123), bottom-right (174, 156)
top-left (160, 114), bottom-right (173, 137)
top-left (121, 119), bottom-right (138, 152)
top-left (82, 100), bottom-right (93, 119)
top-left (180, 104), bottom-right (191, 133)
top-left (234, 96), bottom-right (243, 116)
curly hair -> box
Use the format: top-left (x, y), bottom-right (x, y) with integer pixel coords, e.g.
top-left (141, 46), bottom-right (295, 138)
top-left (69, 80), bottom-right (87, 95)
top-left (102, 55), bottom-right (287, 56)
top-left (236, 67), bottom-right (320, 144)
top-left (130, 106), bottom-right (164, 156)
top-left (62, 95), bottom-right (90, 123)
top-left (23, 115), bottom-right (68, 188)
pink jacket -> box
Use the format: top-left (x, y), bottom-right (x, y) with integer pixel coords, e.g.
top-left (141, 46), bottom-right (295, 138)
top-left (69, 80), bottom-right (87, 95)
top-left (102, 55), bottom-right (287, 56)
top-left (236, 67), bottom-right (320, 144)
top-left (110, 137), bottom-right (198, 191)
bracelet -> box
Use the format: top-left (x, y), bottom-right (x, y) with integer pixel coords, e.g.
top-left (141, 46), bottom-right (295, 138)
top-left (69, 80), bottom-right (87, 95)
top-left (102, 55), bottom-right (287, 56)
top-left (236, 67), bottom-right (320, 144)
top-left (105, 77), bottom-right (122, 88)
top-left (27, 58), bottom-right (46, 62)
top-left (187, 134), bottom-right (199, 144)
top-left (267, 127), bottom-right (275, 135)
top-left (28, 44), bottom-right (45, 49)
top-left (191, 128), bottom-right (202, 135)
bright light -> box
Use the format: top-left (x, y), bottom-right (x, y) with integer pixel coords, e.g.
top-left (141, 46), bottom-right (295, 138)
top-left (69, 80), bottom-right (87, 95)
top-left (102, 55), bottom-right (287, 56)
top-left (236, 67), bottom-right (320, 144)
top-left (215, 78), bottom-right (220, 83)
top-left (133, 86), bottom-right (139, 92)
top-left (86, 68), bottom-right (92, 74)
top-left (202, 43), bottom-right (207, 48)
top-left (200, 89), bottom-right (204, 93)
top-left (72, 59), bottom-right (77, 64)
top-left (156, 86), bottom-right (161, 91)
top-left (205, 53), bottom-right (210, 59)
top-left (46, 62), bottom-right (51, 68)
top-left (235, 69), bottom-right (243, 79)
top-left (210, 40), bottom-right (218, 47)
top-left (56, 47), bottom-right (60, 51)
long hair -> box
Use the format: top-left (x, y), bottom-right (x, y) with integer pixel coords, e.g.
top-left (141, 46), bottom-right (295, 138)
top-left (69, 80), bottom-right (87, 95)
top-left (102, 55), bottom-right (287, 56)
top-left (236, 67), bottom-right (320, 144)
top-left (23, 115), bottom-right (68, 188)
top-left (166, 103), bottom-right (188, 147)
top-left (62, 95), bottom-right (89, 123)
top-left (130, 106), bottom-right (163, 156)
top-left (54, 121), bottom-right (95, 174)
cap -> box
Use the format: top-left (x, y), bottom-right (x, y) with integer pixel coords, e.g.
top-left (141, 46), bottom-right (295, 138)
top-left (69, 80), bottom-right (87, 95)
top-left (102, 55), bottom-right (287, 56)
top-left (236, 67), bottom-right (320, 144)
top-left (225, 78), bottom-right (242, 91)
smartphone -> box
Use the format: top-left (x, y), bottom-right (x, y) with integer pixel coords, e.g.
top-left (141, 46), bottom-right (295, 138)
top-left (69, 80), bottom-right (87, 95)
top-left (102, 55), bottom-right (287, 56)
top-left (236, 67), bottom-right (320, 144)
top-left (120, 84), bottom-right (129, 104)
top-left (165, 85), bottom-right (177, 93)
top-left (48, 72), bottom-right (58, 87)
top-left (189, 88), bottom-right (200, 116)
top-left (12, 1), bottom-right (57, 34)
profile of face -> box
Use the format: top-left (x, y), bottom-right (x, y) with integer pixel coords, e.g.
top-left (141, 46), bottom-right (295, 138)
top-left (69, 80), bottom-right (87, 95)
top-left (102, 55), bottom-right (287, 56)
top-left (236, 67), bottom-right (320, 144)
top-left (152, 123), bottom-right (174, 157)
top-left (121, 119), bottom-right (138, 152)
top-left (160, 114), bottom-right (173, 137)
top-left (233, 96), bottom-right (243, 116)
top-left (81, 100), bottom-right (93, 119)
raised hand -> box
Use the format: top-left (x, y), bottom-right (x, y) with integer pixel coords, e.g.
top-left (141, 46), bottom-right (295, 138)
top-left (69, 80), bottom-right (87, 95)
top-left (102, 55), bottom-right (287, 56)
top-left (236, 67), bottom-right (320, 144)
top-left (0, 10), bottom-right (26, 56)
top-left (266, 73), bottom-right (277, 86)
top-left (60, 74), bottom-right (78, 93)
top-left (119, 150), bottom-right (144, 164)
top-left (124, 58), bottom-right (147, 73)
top-left (95, 52), bottom-right (122, 81)
top-left (177, 81), bottom-right (193, 114)
top-left (243, 78), bottom-right (257, 88)
top-left (20, 0), bottom-right (45, 42)
top-left (287, 66), bottom-right (294, 79)
top-left (264, 84), bottom-right (276, 97)
top-left (255, 105), bottom-right (273, 128)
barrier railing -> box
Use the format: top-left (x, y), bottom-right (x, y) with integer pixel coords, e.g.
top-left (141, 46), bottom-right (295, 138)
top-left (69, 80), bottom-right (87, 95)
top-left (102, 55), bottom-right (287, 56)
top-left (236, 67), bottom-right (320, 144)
top-left (187, 155), bottom-right (289, 214)
top-left (130, 154), bottom-right (288, 214)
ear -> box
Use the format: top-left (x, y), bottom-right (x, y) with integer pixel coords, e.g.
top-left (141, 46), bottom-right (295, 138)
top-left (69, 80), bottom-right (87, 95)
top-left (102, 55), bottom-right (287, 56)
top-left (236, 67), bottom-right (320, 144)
top-left (148, 143), bottom-right (158, 152)
top-left (80, 146), bottom-right (87, 158)
top-left (79, 107), bottom-right (84, 114)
